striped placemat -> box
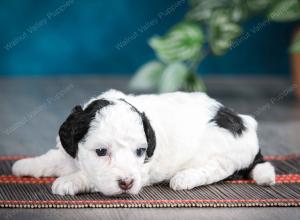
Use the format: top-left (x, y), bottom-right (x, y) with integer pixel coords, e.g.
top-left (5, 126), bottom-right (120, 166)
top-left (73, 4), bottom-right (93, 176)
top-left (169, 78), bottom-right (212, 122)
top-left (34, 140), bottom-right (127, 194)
top-left (0, 154), bottom-right (299, 208)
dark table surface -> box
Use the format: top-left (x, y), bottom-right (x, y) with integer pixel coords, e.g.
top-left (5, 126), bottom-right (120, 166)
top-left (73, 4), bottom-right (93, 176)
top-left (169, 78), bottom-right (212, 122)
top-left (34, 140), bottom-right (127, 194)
top-left (0, 76), bottom-right (299, 220)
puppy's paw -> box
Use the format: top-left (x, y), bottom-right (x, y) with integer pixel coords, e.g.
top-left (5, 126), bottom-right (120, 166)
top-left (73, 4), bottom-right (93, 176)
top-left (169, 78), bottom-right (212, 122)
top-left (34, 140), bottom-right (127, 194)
top-left (252, 162), bottom-right (276, 185)
top-left (170, 170), bottom-right (202, 190)
top-left (12, 158), bottom-right (42, 178)
top-left (52, 173), bottom-right (89, 196)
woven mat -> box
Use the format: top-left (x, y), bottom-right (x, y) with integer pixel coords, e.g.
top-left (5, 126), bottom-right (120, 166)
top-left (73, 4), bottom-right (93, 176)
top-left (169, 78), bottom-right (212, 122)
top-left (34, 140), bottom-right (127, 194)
top-left (0, 154), bottom-right (299, 208)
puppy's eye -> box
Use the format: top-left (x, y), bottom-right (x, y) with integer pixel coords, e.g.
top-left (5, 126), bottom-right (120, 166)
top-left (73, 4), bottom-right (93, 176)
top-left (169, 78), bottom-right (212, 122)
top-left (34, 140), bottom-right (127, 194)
top-left (136, 148), bottom-right (146, 157)
top-left (96, 148), bottom-right (108, 157)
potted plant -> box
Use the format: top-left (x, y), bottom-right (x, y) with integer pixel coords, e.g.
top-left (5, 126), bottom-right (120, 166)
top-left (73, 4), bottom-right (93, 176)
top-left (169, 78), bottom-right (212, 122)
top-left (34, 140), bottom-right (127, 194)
top-left (291, 29), bottom-right (300, 99)
top-left (129, 0), bottom-right (300, 95)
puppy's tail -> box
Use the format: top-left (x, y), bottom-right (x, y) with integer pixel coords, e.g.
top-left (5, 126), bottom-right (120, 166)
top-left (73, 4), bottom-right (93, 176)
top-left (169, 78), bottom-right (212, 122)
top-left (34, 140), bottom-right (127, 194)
top-left (250, 153), bottom-right (276, 185)
top-left (240, 116), bottom-right (275, 185)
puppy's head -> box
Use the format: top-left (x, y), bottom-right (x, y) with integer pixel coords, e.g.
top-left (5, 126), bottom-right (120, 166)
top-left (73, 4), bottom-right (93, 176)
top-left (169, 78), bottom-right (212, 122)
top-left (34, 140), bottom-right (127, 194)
top-left (59, 99), bottom-right (156, 195)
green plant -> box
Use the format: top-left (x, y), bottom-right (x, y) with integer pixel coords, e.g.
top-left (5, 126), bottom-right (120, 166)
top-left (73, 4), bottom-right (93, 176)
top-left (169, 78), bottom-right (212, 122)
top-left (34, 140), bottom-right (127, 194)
top-left (290, 31), bottom-right (300, 54)
top-left (130, 0), bottom-right (300, 93)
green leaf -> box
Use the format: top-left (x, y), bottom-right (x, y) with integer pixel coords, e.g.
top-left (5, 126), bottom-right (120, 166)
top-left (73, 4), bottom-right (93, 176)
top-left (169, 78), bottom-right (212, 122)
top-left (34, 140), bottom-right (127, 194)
top-left (246, 0), bottom-right (272, 12)
top-left (159, 63), bottom-right (189, 93)
top-left (208, 10), bottom-right (242, 55)
top-left (187, 0), bottom-right (250, 23)
top-left (290, 32), bottom-right (300, 54)
top-left (187, 0), bottom-right (229, 22)
top-left (129, 61), bottom-right (165, 91)
top-left (268, 0), bottom-right (300, 22)
top-left (149, 22), bottom-right (204, 63)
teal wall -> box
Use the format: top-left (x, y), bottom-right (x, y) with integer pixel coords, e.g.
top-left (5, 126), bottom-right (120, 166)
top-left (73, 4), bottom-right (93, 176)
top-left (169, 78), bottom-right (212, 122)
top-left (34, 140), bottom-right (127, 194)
top-left (0, 0), bottom-right (298, 76)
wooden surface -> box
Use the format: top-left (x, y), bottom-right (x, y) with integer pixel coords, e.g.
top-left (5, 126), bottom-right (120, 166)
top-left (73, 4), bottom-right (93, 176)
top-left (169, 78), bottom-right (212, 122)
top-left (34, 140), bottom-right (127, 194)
top-left (0, 76), bottom-right (299, 219)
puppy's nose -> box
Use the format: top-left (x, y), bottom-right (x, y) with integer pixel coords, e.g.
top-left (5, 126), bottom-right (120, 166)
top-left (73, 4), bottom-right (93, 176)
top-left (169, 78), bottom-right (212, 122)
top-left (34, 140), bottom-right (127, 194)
top-left (118, 178), bottom-right (134, 191)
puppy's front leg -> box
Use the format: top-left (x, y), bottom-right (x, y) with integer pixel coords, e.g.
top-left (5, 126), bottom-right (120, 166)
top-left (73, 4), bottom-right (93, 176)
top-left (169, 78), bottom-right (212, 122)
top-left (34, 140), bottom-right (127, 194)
top-left (141, 163), bottom-right (152, 186)
top-left (52, 171), bottom-right (93, 196)
top-left (170, 156), bottom-right (236, 190)
top-left (12, 148), bottom-right (77, 178)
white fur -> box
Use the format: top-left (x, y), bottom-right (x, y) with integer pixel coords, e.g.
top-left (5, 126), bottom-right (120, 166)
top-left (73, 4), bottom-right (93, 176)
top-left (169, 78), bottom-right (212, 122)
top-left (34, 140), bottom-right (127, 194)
top-left (12, 89), bottom-right (276, 196)
top-left (250, 162), bottom-right (276, 185)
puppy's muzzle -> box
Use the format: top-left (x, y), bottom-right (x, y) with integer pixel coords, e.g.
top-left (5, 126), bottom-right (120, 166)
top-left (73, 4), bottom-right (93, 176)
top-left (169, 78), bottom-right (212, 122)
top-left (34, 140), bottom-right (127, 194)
top-left (118, 178), bottom-right (134, 191)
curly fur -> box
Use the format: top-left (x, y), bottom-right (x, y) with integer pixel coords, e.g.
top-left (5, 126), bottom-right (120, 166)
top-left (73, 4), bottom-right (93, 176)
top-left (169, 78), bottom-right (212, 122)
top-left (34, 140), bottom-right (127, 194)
top-left (12, 89), bottom-right (275, 196)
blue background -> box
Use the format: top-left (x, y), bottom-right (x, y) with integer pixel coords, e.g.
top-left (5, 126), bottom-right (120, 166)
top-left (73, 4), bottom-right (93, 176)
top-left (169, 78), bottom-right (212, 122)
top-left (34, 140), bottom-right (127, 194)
top-left (0, 0), bottom-right (298, 76)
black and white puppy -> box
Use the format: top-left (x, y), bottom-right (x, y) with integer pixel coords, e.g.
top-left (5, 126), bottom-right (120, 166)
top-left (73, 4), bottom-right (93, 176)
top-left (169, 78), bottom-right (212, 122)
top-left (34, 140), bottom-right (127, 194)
top-left (12, 89), bottom-right (275, 196)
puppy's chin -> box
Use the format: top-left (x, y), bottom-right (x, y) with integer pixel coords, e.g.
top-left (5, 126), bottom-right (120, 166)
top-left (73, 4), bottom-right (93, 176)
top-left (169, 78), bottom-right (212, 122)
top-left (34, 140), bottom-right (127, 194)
top-left (126, 184), bottom-right (142, 195)
top-left (95, 182), bottom-right (142, 196)
top-left (102, 189), bottom-right (141, 196)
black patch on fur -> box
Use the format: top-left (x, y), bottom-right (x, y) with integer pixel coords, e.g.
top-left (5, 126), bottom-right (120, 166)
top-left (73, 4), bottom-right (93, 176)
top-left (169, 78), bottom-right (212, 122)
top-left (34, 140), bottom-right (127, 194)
top-left (225, 150), bottom-right (265, 180)
top-left (119, 99), bottom-right (156, 160)
top-left (210, 106), bottom-right (246, 137)
top-left (141, 112), bottom-right (156, 159)
top-left (59, 99), bottom-right (112, 158)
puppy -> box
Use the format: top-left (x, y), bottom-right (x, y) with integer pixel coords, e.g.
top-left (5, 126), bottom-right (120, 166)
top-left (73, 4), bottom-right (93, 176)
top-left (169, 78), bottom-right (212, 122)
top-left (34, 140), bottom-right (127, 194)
top-left (12, 89), bottom-right (275, 196)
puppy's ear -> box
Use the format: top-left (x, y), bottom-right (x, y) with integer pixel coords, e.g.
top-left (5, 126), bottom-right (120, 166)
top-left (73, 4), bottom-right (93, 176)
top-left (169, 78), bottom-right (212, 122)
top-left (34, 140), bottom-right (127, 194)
top-left (59, 105), bottom-right (85, 158)
top-left (141, 112), bottom-right (156, 158)
top-left (59, 99), bottom-right (112, 158)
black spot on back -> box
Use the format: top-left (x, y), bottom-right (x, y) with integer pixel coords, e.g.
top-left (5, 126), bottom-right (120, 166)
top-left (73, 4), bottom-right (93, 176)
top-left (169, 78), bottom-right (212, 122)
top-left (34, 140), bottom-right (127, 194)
top-left (210, 106), bottom-right (246, 137)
